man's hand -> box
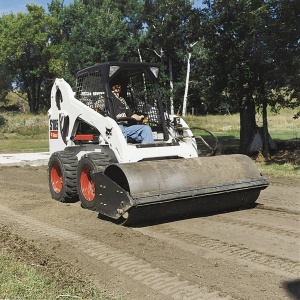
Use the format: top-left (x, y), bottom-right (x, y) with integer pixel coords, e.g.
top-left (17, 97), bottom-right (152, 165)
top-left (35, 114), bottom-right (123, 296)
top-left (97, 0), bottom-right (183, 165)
top-left (131, 114), bottom-right (144, 122)
top-left (142, 116), bottom-right (148, 123)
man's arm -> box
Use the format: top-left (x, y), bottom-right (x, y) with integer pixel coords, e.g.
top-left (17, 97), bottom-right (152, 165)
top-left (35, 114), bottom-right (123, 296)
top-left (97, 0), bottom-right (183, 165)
top-left (131, 114), bottom-right (144, 121)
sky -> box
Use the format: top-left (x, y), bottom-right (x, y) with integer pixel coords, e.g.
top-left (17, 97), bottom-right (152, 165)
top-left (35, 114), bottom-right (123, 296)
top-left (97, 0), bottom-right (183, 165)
top-left (0, 0), bottom-right (204, 15)
top-left (0, 0), bottom-right (73, 15)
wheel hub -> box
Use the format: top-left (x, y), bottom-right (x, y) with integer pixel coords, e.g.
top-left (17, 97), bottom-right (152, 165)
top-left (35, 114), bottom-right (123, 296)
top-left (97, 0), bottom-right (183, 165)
top-left (80, 165), bottom-right (95, 201)
top-left (51, 162), bottom-right (63, 193)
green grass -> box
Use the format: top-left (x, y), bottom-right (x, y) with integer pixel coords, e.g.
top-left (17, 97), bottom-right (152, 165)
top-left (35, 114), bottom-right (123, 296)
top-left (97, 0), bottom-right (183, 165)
top-left (184, 107), bottom-right (300, 139)
top-left (0, 253), bottom-right (78, 300)
top-left (184, 108), bottom-right (300, 149)
top-left (267, 130), bottom-right (299, 141)
top-left (0, 112), bottom-right (49, 153)
top-left (257, 162), bottom-right (300, 178)
top-left (0, 112), bottom-right (48, 134)
top-left (184, 109), bottom-right (300, 178)
top-left (0, 226), bottom-right (121, 300)
top-left (0, 134), bottom-right (48, 153)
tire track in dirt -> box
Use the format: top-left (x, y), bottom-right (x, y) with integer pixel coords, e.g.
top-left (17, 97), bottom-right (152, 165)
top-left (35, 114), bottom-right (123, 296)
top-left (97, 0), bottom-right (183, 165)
top-left (256, 203), bottom-right (300, 215)
top-left (0, 204), bottom-right (231, 300)
top-left (268, 177), bottom-right (300, 188)
top-left (211, 215), bottom-right (299, 238)
top-left (258, 196), bottom-right (299, 208)
top-left (252, 206), bottom-right (300, 219)
top-left (259, 184), bottom-right (300, 215)
top-left (136, 225), bottom-right (300, 278)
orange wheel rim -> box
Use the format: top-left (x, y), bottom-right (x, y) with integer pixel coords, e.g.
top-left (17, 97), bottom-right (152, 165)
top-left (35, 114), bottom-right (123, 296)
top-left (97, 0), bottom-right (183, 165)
top-left (51, 162), bottom-right (62, 193)
top-left (80, 165), bottom-right (95, 201)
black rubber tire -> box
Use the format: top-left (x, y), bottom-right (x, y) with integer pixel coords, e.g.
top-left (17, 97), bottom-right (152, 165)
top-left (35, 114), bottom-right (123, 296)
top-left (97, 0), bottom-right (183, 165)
top-left (48, 151), bottom-right (78, 202)
top-left (77, 152), bottom-right (112, 210)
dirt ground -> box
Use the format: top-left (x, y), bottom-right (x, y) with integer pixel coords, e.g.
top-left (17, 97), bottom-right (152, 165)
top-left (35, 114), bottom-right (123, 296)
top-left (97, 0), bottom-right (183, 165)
top-left (0, 165), bottom-right (299, 300)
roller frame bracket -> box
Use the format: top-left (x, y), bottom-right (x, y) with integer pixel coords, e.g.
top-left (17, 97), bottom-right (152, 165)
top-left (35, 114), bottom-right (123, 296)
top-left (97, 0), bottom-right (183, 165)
top-left (93, 173), bottom-right (133, 219)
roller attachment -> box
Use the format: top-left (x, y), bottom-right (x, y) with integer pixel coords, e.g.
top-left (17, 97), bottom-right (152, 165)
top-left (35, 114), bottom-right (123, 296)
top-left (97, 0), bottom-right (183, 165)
top-left (93, 154), bottom-right (269, 225)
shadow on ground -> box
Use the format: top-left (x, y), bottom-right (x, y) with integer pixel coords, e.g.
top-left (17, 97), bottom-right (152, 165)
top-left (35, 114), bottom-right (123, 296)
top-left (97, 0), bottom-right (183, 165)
top-left (283, 279), bottom-right (300, 300)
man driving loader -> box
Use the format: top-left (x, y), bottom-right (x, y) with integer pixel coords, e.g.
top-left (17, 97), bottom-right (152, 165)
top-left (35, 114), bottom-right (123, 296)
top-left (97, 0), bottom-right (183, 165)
top-left (111, 84), bottom-right (154, 144)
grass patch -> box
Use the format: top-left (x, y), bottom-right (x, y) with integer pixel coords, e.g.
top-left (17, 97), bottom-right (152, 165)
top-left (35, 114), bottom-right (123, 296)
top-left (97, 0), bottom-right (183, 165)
top-left (0, 112), bottom-right (48, 135)
top-left (0, 226), bottom-right (122, 300)
top-left (0, 134), bottom-right (48, 153)
top-left (267, 131), bottom-right (299, 141)
top-left (184, 108), bottom-right (300, 140)
top-left (184, 110), bottom-right (300, 178)
top-left (257, 162), bottom-right (300, 178)
top-left (0, 254), bottom-right (67, 299)
top-left (184, 114), bottom-right (241, 133)
top-left (184, 108), bottom-right (300, 152)
top-left (0, 112), bottom-right (49, 153)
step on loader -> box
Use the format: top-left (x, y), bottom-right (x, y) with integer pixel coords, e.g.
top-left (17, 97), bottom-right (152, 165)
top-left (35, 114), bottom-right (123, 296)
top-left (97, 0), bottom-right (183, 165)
top-left (48, 62), bottom-right (268, 225)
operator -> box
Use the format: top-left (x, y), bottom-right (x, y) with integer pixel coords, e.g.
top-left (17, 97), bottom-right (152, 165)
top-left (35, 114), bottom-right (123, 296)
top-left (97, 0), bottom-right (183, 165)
top-left (111, 84), bottom-right (154, 144)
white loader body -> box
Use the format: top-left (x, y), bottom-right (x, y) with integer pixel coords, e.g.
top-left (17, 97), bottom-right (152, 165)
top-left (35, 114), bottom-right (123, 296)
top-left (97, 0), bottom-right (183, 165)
top-left (47, 62), bottom-right (268, 225)
top-left (48, 78), bottom-right (198, 163)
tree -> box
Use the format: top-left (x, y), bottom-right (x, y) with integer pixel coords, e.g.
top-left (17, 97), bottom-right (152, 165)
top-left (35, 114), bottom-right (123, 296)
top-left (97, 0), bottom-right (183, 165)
top-left (182, 41), bottom-right (198, 116)
top-left (49, 0), bottom-right (140, 86)
top-left (263, 0), bottom-right (300, 119)
top-left (0, 65), bottom-right (12, 102)
top-left (140, 0), bottom-right (201, 114)
top-left (0, 4), bottom-right (63, 112)
top-left (49, 0), bottom-right (202, 114)
top-left (198, 0), bottom-right (300, 155)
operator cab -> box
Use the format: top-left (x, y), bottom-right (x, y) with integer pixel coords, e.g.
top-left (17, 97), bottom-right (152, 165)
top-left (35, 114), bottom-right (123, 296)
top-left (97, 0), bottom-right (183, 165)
top-left (75, 62), bottom-right (169, 143)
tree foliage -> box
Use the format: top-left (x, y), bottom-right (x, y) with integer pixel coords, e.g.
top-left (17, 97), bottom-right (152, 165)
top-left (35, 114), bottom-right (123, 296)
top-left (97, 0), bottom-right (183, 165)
top-left (196, 0), bottom-right (300, 153)
top-left (48, 0), bottom-right (141, 87)
top-left (0, 64), bottom-right (12, 102)
top-left (0, 4), bottom-right (63, 112)
top-left (140, 1), bottom-right (201, 108)
top-left (0, 0), bottom-right (299, 155)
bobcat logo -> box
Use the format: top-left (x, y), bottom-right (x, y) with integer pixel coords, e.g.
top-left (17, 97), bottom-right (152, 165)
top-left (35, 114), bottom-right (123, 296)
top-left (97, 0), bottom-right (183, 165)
top-left (105, 127), bottom-right (113, 137)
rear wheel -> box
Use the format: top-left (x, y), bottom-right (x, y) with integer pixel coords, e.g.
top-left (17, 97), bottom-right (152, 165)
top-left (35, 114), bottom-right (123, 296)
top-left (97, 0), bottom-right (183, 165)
top-left (77, 152), bottom-right (112, 210)
top-left (48, 151), bottom-right (78, 202)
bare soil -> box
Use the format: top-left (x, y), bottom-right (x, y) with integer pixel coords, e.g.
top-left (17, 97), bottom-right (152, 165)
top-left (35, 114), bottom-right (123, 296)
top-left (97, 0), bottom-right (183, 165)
top-left (0, 165), bottom-right (299, 300)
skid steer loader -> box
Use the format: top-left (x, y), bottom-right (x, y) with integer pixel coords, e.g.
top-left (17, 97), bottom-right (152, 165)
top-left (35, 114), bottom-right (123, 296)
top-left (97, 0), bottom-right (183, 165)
top-left (48, 61), bottom-right (268, 225)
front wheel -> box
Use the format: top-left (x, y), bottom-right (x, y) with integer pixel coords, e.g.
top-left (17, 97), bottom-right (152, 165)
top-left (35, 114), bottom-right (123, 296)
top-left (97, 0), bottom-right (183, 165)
top-left (77, 152), bottom-right (111, 210)
top-left (48, 151), bottom-right (78, 202)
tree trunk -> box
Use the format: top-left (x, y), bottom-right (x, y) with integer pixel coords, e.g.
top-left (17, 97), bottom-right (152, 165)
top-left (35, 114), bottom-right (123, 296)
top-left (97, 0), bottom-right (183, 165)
top-left (169, 59), bottom-right (174, 115)
top-left (262, 97), bottom-right (271, 160)
top-left (27, 90), bottom-right (33, 113)
top-left (27, 82), bottom-right (40, 113)
top-left (182, 52), bottom-right (191, 116)
top-left (239, 96), bottom-right (256, 154)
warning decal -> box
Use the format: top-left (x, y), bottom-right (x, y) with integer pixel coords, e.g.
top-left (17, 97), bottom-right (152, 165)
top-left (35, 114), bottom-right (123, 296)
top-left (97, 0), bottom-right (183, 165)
top-left (50, 131), bottom-right (58, 139)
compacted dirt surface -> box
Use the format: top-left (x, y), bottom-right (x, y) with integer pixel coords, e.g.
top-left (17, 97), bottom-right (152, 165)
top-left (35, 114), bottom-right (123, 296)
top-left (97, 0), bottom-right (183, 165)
top-left (0, 164), bottom-right (299, 300)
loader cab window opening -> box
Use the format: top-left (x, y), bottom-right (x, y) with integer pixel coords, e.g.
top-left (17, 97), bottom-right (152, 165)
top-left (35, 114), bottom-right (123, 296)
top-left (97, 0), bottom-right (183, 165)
top-left (59, 114), bottom-right (69, 145)
top-left (127, 71), bottom-right (165, 141)
top-left (109, 68), bottom-right (165, 141)
top-left (127, 73), bottom-right (162, 125)
top-left (109, 65), bottom-right (120, 77)
top-left (76, 71), bottom-right (106, 114)
top-left (55, 87), bottom-right (62, 110)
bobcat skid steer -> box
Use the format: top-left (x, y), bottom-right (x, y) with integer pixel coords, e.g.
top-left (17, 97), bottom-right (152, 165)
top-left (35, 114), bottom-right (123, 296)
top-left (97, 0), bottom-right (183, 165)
top-left (48, 61), bottom-right (268, 225)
